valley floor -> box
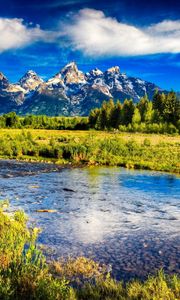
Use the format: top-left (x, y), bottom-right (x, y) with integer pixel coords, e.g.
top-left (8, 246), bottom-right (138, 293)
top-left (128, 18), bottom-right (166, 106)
top-left (0, 130), bottom-right (179, 299)
top-left (0, 129), bottom-right (179, 173)
top-left (1, 128), bottom-right (180, 143)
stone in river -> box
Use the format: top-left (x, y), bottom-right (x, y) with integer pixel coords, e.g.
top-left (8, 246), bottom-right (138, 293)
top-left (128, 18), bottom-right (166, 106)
top-left (35, 209), bottom-right (57, 213)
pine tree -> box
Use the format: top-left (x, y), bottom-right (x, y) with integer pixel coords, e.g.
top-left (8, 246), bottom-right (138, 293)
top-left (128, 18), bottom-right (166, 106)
top-left (138, 94), bottom-right (149, 121)
top-left (163, 91), bottom-right (180, 124)
top-left (110, 100), bottom-right (122, 128)
top-left (153, 92), bottom-right (166, 120)
top-left (89, 108), bottom-right (100, 128)
top-left (122, 99), bottom-right (135, 125)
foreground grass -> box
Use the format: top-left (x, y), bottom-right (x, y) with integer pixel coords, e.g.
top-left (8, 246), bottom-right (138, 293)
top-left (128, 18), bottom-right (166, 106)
top-left (0, 129), bottom-right (179, 173)
top-left (0, 208), bottom-right (180, 300)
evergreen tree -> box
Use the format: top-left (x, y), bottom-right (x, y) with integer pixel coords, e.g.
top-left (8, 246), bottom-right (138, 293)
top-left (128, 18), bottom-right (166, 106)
top-left (163, 91), bottom-right (180, 124)
top-left (96, 100), bottom-right (115, 130)
top-left (110, 100), bottom-right (122, 128)
top-left (122, 99), bottom-right (135, 125)
top-left (99, 101), bottom-right (108, 130)
top-left (4, 112), bottom-right (19, 128)
top-left (153, 92), bottom-right (166, 120)
top-left (106, 99), bottom-right (115, 128)
top-left (89, 108), bottom-right (100, 128)
top-left (138, 94), bottom-right (149, 121)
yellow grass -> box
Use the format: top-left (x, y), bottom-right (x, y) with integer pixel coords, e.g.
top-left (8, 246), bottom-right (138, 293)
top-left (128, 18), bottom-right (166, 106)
top-left (0, 128), bottom-right (179, 145)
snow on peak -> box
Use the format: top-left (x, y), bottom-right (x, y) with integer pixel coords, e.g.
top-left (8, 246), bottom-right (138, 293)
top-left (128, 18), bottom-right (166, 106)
top-left (19, 70), bottom-right (43, 91)
top-left (0, 72), bottom-right (7, 81)
top-left (107, 66), bottom-right (120, 74)
top-left (0, 72), bottom-right (9, 89)
top-left (60, 62), bottom-right (86, 84)
top-left (0, 62), bottom-right (161, 116)
top-left (26, 70), bottom-right (37, 76)
top-left (136, 78), bottom-right (145, 85)
top-left (61, 62), bottom-right (78, 74)
top-left (6, 84), bottom-right (26, 93)
top-left (89, 68), bottom-right (103, 77)
top-left (46, 74), bottom-right (64, 87)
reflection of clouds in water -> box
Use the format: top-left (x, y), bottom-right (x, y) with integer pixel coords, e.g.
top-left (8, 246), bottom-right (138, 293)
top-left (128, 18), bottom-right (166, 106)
top-left (70, 210), bottom-right (118, 244)
top-left (55, 167), bottom-right (180, 244)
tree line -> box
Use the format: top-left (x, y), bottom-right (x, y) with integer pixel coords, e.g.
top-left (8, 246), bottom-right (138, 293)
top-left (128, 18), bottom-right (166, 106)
top-left (0, 91), bottom-right (179, 134)
top-left (89, 91), bottom-right (180, 134)
top-left (0, 114), bottom-right (89, 130)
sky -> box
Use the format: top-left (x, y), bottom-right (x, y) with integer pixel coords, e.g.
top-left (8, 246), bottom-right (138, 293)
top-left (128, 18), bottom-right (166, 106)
top-left (0, 0), bottom-right (180, 90)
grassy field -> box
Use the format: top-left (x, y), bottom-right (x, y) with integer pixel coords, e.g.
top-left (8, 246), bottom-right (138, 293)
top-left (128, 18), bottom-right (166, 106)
top-left (0, 129), bottom-right (179, 173)
top-left (0, 128), bottom-right (180, 144)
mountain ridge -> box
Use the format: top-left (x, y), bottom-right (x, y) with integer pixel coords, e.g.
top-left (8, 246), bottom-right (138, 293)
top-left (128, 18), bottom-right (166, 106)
top-left (0, 62), bottom-right (165, 116)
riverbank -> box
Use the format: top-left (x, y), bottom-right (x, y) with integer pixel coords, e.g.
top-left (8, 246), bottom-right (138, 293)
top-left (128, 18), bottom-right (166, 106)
top-left (0, 129), bottom-right (179, 173)
top-left (0, 209), bottom-right (179, 300)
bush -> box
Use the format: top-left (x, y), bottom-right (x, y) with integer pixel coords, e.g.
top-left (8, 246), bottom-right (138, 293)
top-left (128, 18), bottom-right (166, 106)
top-left (0, 210), bottom-right (71, 300)
top-left (143, 138), bottom-right (151, 146)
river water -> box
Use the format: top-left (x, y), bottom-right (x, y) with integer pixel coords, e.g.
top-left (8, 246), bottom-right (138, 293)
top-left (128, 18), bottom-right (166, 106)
top-left (0, 160), bottom-right (179, 280)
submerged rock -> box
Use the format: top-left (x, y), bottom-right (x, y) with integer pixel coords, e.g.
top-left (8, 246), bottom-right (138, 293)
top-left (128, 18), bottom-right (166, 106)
top-left (35, 209), bottom-right (57, 213)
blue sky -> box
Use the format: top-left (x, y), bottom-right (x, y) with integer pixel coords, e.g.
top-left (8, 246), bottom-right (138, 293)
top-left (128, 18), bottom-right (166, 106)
top-left (0, 0), bottom-right (180, 90)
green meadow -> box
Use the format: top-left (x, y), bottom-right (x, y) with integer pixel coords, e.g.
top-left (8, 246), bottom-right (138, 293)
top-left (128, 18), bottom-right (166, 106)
top-left (0, 129), bottom-right (179, 173)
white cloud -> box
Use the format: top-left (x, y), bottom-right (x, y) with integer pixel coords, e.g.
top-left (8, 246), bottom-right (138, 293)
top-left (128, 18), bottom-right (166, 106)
top-left (1, 12), bottom-right (180, 57)
top-left (0, 18), bottom-right (54, 52)
top-left (62, 8), bottom-right (180, 56)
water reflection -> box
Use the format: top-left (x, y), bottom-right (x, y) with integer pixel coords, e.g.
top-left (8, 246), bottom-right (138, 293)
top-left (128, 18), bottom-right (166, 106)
top-left (0, 162), bottom-right (179, 280)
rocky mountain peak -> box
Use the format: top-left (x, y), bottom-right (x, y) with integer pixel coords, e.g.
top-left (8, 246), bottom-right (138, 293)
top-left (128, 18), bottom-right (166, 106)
top-left (89, 68), bottom-right (103, 77)
top-left (20, 70), bottom-right (40, 80)
top-left (0, 72), bottom-right (9, 89)
top-left (19, 70), bottom-right (43, 92)
top-left (0, 72), bottom-right (6, 80)
top-left (60, 62), bottom-right (86, 84)
top-left (26, 70), bottom-right (37, 76)
top-left (60, 62), bottom-right (79, 76)
top-left (0, 62), bottom-right (164, 116)
top-left (107, 66), bottom-right (120, 74)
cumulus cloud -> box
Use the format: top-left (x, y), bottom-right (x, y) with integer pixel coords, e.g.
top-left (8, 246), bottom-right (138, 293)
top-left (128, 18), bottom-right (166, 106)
top-left (1, 11), bottom-right (180, 57)
top-left (0, 18), bottom-right (54, 52)
top-left (62, 8), bottom-right (180, 56)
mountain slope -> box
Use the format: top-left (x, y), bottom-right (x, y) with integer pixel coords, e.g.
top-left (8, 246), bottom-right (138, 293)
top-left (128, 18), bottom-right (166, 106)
top-left (0, 62), bottom-right (164, 116)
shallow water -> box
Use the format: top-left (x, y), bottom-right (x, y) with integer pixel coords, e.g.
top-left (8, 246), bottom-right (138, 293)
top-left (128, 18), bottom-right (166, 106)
top-left (0, 160), bottom-right (180, 280)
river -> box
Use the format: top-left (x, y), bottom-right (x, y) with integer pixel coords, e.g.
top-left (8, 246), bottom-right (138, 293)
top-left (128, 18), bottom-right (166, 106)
top-left (0, 160), bottom-right (179, 280)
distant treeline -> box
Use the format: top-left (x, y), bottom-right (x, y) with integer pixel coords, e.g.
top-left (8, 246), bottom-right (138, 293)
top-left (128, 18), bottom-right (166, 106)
top-left (0, 114), bottom-right (89, 130)
top-left (0, 91), bottom-right (179, 134)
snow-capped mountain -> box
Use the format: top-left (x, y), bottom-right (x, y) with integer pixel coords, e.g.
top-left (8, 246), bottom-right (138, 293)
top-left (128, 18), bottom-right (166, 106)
top-left (0, 62), bottom-right (164, 116)
top-left (0, 72), bottom-right (25, 113)
top-left (18, 70), bottom-right (44, 92)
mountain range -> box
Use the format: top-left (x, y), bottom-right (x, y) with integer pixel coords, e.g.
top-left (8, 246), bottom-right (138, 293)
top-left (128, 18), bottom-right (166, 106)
top-left (0, 62), bottom-right (164, 116)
